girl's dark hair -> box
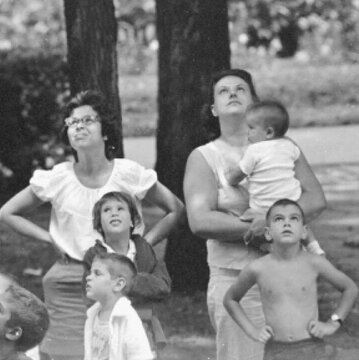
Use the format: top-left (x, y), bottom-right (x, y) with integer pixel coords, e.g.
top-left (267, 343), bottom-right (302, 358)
top-left (61, 90), bottom-right (119, 161)
top-left (201, 69), bottom-right (259, 141)
top-left (92, 191), bottom-right (141, 238)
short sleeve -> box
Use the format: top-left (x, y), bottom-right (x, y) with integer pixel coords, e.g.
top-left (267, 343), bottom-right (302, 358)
top-left (125, 314), bottom-right (154, 360)
top-left (29, 163), bottom-right (70, 202)
top-left (238, 145), bottom-right (257, 176)
top-left (113, 159), bottom-right (157, 200)
top-left (293, 143), bottom-right (301, 161)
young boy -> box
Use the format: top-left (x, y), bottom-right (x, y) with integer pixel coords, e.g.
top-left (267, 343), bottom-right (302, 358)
top-left (0, 273), bottom-right (49, 360)
top-left (225, 100), bottom-right (325, 255)
top-left (84, 252), bottom-right (154, 360)
top-left (224, 199), bottom-right (358, 360)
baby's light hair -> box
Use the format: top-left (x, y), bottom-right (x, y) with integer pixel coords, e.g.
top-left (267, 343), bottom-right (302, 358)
top-left (4, 284), bottom-right (49, 352)
top-left (247, 100), bottom-right (289, 138)
top-left (266, 198), bottom-right (305, 225)
top-left (93, 253), bottom-right (137, 295)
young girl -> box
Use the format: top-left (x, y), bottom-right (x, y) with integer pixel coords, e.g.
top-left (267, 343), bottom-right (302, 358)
top-left (83, 191), bottom-right (171, 357)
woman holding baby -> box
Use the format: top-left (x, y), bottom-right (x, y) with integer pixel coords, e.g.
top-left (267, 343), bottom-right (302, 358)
top-left (184, 69), bottom-right (326, 360)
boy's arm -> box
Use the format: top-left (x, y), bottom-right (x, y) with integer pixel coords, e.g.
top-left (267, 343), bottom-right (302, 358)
top-left (309, 256), bottom-right (358, 338)
top-left (316, 256), bottom-right (358, 320)
top-left (223, 264), bottom-right (273, 342)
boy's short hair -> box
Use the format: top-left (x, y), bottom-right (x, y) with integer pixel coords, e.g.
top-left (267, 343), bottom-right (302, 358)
top-left (93, 253), bottom-right (137, 295)
top-left (266, 198), bottom-right (305, 225)
top-left (247, 100), bottom-right (289, 137)
top-left (5, 284), bottom-right (49, 352)
top-left (92, 191), bottom-right (141, 238)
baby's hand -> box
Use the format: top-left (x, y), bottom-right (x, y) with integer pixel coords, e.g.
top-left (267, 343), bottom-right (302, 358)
top-left (244, 214), bottom-right (267, 246)
top-left (224, 166), bottom-right (240, 186)
top-left (251, 325), bottom-right (274, 343)
top-left (308, 320), bottom-right (340, 338)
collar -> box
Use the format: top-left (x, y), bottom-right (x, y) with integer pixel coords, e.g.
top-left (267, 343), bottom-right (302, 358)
top-left (100, 239), bottom-right (137, 262)
top-left (87, 297), bottom-right (132, 320)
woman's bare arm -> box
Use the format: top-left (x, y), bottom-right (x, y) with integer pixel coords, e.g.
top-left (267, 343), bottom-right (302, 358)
top-left (184, 149), bottom-right (249, 242)
top-left (0, 186), bottom-right (52, 243)
top-left (295, 151), bottom-right (327, 222)
top-left (143, 182), bottom-right (185, 246)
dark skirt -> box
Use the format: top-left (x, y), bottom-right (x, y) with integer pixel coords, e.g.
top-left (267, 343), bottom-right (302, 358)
top-left (40, 260), bottom-right (86, 358)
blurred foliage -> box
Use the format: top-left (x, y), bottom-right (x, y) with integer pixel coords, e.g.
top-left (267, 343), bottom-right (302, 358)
top-left (1, 0), bottom-right (359, 192)
top-left (0, 53), bottom-right (70, 192)
top-left (229, 0), bottom-right (359, 59)
top-left (0, 0), bottom-right (66, 55)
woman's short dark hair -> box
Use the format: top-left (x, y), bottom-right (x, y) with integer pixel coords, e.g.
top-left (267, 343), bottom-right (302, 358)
top-left (61, 90), bottom-right (120, 161)
top-left (202, 69), bottom-right (259, 141)
top-left (92, 191), bottom-right (141, 238)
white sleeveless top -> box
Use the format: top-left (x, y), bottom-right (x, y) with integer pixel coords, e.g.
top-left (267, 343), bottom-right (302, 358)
top-left (30, 159), bottom-right (157, 260)
top-left (197, 139), bottom-right (260, 270)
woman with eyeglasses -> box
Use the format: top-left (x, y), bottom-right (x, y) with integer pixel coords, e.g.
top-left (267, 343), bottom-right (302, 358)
top-left (0, 90), bottom-right (184, 360)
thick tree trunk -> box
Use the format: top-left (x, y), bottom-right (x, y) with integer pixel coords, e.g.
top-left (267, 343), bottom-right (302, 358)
top-left (156, 0), bottom-right (230, 291)
top-left (63, 0), bottom-right (123, 156)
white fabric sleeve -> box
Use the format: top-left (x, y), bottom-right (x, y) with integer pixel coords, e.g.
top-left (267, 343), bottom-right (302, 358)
top-left (29, 163), bottom-right (69, 202)
top-left (125, 315), bottom-right (154, 360)
top-left (238, 146), bottom-right (257, 176)
top-left (115, 159), bottom-right (158, 200)
top-left (293, 143), bottom-right (301, 161)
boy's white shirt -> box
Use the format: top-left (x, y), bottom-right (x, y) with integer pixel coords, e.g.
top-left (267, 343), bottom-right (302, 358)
top-left (238, 138), bottom-right (301, 212)
top-left (84, 297), bottom-right (154, 360)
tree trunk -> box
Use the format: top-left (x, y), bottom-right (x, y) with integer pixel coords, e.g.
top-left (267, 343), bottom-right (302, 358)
top-left (63, 0), bottom-right (123, 157)
top-left (156, 0), bottom-right (230, 291)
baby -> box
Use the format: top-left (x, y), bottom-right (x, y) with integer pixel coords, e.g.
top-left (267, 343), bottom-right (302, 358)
top-left (84, 253), bottom-right (154, 360)
top-left (226, 100), bottom-right (324, 254)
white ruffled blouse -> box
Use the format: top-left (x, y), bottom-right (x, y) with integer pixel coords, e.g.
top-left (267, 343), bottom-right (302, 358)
top-left (29, 159), bottom-right (157, 261)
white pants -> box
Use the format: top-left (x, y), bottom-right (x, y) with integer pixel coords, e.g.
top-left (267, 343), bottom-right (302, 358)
top-left (207, 266), bottom-right (265, 360)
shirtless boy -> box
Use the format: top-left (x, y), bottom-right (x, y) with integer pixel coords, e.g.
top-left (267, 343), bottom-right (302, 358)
top-left (224, 199), bottom-right (358, 360)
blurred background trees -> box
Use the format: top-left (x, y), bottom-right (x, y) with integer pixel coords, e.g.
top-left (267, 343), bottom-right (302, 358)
top-left (1, 0), bottom-right (359, 289)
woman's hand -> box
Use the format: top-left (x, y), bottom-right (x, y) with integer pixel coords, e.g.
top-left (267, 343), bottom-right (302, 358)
top-left (143, 181), bottom-right (184, 246)
top-left (244, 214), bottom-right (267, 247)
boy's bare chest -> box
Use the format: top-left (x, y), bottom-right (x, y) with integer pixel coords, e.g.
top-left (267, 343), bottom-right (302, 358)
top-left (258, 262), bottom-right (317, 301)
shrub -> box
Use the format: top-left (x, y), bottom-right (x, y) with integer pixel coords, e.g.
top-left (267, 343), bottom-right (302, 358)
top-left (0, 53), bottom-right (70, 193)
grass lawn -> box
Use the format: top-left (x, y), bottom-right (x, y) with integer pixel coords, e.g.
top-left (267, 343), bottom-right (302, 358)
top-left (1, 165), bottom-right (359, 360)
top-left (120, 59), bottom-right (359, 137)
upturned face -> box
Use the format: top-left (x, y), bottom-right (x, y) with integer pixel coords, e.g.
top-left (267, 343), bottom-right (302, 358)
top-left (100, 198), bottom-right (133, 239)
top-left (265, 205), bottom-right (307, 245)
top-left (211, 76), bottom-right (254, 119)
top-left (85, 259), bottom-right (114, 301)
top-left (66, 105), bottom-right (105, 153)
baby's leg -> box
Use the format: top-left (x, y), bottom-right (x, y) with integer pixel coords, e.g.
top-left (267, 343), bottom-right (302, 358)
top-left (302, 228), bottom-right (325, 256)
